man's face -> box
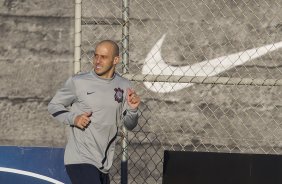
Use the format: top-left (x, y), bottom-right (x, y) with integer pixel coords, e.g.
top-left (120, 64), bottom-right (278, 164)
top-left (93, 43), bottom-right (119, 78)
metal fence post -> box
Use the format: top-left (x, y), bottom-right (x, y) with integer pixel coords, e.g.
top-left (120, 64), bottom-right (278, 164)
top-left (121, 0), bottom-right (129, 183)
top-left (74, 0), bottom-right (82, 74)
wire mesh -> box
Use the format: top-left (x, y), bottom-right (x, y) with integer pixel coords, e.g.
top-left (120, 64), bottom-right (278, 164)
top-left (80, 0), bottom-right (282, 183)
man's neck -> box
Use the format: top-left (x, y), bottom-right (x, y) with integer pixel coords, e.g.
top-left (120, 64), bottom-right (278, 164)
top-left (94, 70), bottom-right (115, 80)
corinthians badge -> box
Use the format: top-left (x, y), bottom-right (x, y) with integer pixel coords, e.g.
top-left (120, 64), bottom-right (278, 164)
top-left (114, 88), bottom-right (124, 103)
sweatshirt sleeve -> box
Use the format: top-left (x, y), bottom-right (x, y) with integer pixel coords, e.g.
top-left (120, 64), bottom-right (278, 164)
top-left (48, 77), bottom-right (78, 126)
top-left (121, 86), bottom-right (140, 131)
top-left (122, 105), bottom-right (139, 131)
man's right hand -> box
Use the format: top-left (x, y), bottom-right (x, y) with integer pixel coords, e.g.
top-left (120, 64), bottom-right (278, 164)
top-left (74, 112), bottom-right (92, 130)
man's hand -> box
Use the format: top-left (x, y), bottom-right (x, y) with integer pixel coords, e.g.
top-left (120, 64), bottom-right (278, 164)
top-left (74, 112), bottom-right (92, 130)
top-left (127, 88), bottom-right (141, 109)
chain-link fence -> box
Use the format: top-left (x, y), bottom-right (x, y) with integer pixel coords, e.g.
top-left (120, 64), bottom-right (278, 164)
top-left (79, 0), bottom-right (282, 183)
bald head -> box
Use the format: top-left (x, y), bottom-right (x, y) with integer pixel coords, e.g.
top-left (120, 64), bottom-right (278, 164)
top-left (95, 40), bottom-right (119, 58)
top-left (93, 40), bottom-right (120, 79)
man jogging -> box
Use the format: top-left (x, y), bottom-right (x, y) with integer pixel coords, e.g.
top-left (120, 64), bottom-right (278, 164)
top-left (48, 40), bottom-right (140, 184)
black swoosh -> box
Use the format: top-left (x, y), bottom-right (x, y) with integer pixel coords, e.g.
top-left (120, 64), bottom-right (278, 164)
top-left (87, 92), bottom-right (95, 95)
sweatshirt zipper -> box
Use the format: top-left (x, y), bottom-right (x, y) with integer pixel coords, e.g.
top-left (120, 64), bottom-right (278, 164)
top-left (99, 127), bottom-right (118, 170)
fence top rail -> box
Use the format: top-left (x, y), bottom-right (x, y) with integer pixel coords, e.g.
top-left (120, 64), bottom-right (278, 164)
top-left (121, 74), bottom-right (282, 86)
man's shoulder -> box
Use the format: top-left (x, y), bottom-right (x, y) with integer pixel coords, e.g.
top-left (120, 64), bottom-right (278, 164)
top-left (115, 73), bottom-right (131, 84)
top-left (72, 71), bottom-right (92, 80)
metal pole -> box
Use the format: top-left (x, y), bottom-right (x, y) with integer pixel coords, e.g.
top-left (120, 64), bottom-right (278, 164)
top-left (121, 0), bottom-right (129, 183)
top-left (74, 0), bottom-right (82, 74)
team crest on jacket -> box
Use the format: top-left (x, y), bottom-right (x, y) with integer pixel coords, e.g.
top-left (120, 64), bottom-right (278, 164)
top-left (114, 88), bottom-right (124, 103)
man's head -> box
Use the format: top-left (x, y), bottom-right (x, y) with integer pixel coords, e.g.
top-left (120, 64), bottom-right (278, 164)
top-left (93, 40), bottom-right (120, 79)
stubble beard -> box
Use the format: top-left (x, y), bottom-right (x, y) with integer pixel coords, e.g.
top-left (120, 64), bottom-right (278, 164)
top-left (94, 65), bottom-right (115, 78)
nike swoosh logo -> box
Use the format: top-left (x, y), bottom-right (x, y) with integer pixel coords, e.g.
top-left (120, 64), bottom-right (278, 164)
top-left (142, 34), bottom-right (282, 93)
top-left (87, 92), bottom-right (95, 95)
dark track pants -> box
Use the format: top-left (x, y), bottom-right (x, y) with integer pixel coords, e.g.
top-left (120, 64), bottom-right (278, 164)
top-left (66, 164), bottom-right (110, 184)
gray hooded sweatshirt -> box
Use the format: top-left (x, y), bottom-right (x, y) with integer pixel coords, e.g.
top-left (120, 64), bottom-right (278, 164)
top-left (48, 71), bottom-right (138, 173)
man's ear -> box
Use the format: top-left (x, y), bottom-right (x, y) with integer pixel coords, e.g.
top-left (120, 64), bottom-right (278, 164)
top-left (113, 56), bottom-right (120, 65)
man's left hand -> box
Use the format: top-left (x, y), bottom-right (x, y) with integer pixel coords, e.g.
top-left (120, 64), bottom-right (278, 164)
top-left (127, 88), bottom-right (141, 109)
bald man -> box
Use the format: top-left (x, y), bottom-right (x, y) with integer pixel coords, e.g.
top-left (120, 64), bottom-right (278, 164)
top-left (48, 40), bottom-right (141, 184)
